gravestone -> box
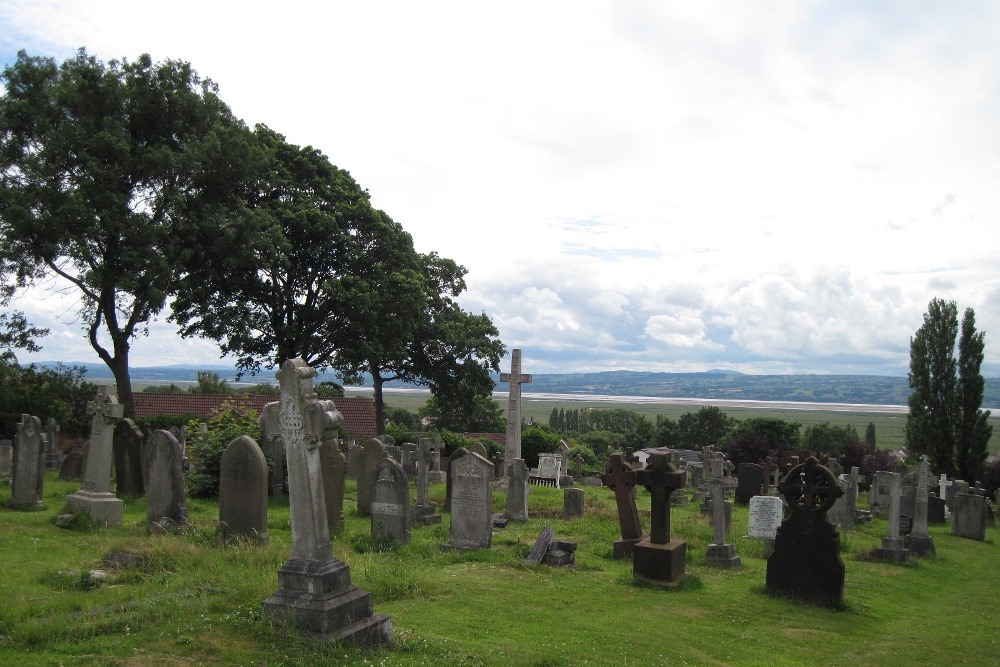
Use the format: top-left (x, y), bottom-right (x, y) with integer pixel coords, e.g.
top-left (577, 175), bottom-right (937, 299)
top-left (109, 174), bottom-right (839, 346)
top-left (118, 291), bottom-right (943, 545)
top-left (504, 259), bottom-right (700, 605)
top-left (0, 439), bottom-right (12, 478)
top-left (320, 434), bottom-right (348, 534)
top-left (219, 435), bottom-right (269, 542)
top-left (370, 457), bottom-right (411, 545)
top-left (826, 458), bottom-right (843, 477)
top-left (534, 453), bottom-right (562, 487)
top-left (951, 493), bottom-right (987, 541)
top-left (563, 487), bottom-right (585, 519)
top-left (558, 439), bottom-right (572, 486)
top-left (444, 446), bottom-right (470, 512)
top-left (445, 451), bottom-right (494, 551)
top-left (632, 452), bottom-right (687, 586)
top-left (749, 495), bottom-right (784, 556)
top-left (899, 470), bottom-right (922, 521)
top-left (601, 453), bottom-right (646, 558)
top-left (873, 472), bottom-right (909, 563)
top-left (144, 430), bottom-right (189, 533)
top-left (346, 442), bottom-right (361, 480)
top-left (500, 348), bottom-right (532, 473)
top-left (927, 495), bottom-right (946, 524)
top-left (827, 476), bottom-right (853, 527)
top-left (705, 469), bottom-right (740, 568)
top-left (401, 442), bottom-right (418, 477)
top-left (45, 417), bottom-right (62, 469)
top-left (766, 457), bottom-right (845, 608)
top-left (870, 470), bottom-right (893, 516)
top-left (58, 449), bottom-right (84, 481)
top-left (905, 457), bottom-right (935, 556)
top-left (735, 463), bottom-right (764, 505)
top-left (357, 438), bottom-right (387, 517)
top-left (11, 414), bottom-right (45, 509)
top-left (262, 358), bottom-right (392, 647)
top-left (504, 458), bottom-right (529, 522)
top-left (526, 526), bottom-right (555, 564)
top-left (411, 439), bottom-right (441, 525)
top-left (66, 387), bottom-right (126, 526)
top-left (259, 401), bottom-right (286, 497)
top-left (113, 418), bottom-right (145, 497)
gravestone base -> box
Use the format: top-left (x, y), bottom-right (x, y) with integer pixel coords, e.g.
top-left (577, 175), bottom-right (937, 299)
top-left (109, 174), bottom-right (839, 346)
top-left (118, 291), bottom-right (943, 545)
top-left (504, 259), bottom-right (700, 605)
top-left (669, 489), bottom-right (688, 506)
top-left (904, 533), bottom-right (936, 557)
top-left (263, 558), bottom-right (393, 647)
top-left (428, 471), bottom-right (447, 485)
top-left (766, 521), bottom-right (845, 608)
top-left (613, 535), bottom-right (646, 559)
top-left (705, 543), bottom-right (742, 568)
top-left (410, 504), bottom-right (442, 525)
top-left (65, 490), bottom-right (125, 527)
top-left (632, 537), bottom-right (687, 586)
top-left (873, 537), bottom-right (909, 563)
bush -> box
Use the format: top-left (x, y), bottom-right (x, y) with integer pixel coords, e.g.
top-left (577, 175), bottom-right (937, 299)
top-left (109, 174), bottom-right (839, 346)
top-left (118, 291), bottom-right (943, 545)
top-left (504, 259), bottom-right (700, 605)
top-left (568, 444), bottom-right (598, 469)
top-left (185, 400), bottom-right (263, 498)
top-left (520, 426), bottom-right (562, 468)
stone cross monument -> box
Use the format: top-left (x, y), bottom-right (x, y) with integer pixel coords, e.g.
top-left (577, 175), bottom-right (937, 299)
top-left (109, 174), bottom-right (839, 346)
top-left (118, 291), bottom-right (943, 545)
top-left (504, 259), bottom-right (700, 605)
top-left (632, 452), bottom-right (687, 585)
top-left (500, 349), bottom-right (532, 470)
top-left (601, 452), bottom-right (646, 558)
top-left (65, 386), bottom-right (125, 526)
top-left (263, 358), bottom-right (392, 647)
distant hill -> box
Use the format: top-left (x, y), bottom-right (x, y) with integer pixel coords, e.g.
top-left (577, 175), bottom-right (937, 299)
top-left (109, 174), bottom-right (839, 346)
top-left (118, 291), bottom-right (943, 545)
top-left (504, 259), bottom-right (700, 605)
top-left (33, 362), bottom-right (1000, 409)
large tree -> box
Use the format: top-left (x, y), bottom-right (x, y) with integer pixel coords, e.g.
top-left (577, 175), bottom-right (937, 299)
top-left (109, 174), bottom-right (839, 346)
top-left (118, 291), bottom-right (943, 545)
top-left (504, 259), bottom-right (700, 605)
top-left (904, 297), bottom-right (990, 480)
top-left (0, 49), bottom-right (250, 415)
top-left (956, 307), bottom-right (992, 482)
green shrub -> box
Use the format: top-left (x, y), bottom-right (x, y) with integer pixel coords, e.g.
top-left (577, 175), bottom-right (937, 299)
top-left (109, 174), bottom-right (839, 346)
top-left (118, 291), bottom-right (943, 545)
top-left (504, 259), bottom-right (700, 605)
top-left (185, 400), bottom-right (263, 497)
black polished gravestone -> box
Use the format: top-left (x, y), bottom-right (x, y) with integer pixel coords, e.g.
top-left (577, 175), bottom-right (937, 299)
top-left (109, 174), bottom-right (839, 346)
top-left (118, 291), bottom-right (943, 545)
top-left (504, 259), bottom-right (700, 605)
top-left (735, 462), bottom-right (764, 506)
top-left (765, 456), bottom-right (845, 608)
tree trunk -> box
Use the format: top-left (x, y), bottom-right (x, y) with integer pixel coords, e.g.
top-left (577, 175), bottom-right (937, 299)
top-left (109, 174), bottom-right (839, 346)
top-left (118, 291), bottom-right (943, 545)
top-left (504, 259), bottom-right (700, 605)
top-left (372, 373), bottom-right (386, 436)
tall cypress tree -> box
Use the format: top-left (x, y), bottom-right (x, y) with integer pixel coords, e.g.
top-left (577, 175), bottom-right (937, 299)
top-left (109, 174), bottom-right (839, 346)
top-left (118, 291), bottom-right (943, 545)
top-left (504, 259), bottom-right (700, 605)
top-left (956, 308), bottom-right (992, 482)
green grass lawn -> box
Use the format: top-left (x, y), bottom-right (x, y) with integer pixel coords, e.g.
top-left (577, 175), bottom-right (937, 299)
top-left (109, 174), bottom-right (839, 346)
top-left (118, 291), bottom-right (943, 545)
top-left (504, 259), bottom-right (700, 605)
top-left (1, 472), bottom-right (997, 666)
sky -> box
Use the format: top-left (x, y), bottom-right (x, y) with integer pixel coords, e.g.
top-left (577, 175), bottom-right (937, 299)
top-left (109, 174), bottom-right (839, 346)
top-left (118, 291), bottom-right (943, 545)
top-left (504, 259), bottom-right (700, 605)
top-left (2, 1), bottom-right (999, 378)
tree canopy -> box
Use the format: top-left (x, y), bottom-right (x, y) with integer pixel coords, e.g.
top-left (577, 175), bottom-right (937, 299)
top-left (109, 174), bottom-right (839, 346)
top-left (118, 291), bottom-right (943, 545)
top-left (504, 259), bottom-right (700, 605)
top-left (0, 49), bottom-right (251, 415)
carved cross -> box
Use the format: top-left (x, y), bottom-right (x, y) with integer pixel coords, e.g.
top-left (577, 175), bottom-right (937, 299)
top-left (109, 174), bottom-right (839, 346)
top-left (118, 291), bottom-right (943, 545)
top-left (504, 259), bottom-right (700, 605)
top-left (777, 456), bottom-right (842, 514)
top-left (635, 452), bottom-right (686, 545)
top-left (500, 349), bottom-right (532, 465)
top-left (601, 453), bottom-right (643, 541)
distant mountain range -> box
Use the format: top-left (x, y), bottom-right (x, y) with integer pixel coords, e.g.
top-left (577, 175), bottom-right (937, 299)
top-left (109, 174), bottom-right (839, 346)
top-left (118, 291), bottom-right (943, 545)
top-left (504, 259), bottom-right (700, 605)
top-left (33, 362), bottom-right (1000, 409)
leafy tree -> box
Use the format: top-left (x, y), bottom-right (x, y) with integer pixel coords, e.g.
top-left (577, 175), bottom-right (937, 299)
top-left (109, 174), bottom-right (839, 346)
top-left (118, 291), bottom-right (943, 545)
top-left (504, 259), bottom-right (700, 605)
top-left (0, 310), bottom-right (48, 361)
top-left (655, 415), bottom-right (681, 447)
top-left (189, 370), bottom-right (232, 394)
top-left (185, 400), bottom-right (263, 497)
top-left (519, 425), bottom-right (562, 468)
top-left (549, 407), bottom-right (562, 432)
top-left (864, 422), bottom-right (877, 447)
top-left (620, 415), bottom-right (656, 456)
top-left (802, 422), bottom-right (860, 458)
top-left (677, 406), bottom-right (737, 449)
top-left (314, 381), bottom-right (344, 398)
top-left (904, 298), bottom-right (990, 479)
top-left (723, 417), bottom-right (802, 467)
top-left (0, 49), bottom-right (251, 416)
top-left (141, 383), bottom-right (184, 394)
top-left (956, 308), bottom-right (992, 482)
top-left (419, 384), bottom-right (503, 434)
top-left (578, 430), bottom-right (619, 459)
top-left (0, 360), bottom-right (96, 437)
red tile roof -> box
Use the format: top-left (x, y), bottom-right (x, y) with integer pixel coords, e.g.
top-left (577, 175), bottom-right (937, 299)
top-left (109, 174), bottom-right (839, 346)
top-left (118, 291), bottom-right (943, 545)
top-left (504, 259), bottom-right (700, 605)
top-left (132, 393), bottom-right (377, 440)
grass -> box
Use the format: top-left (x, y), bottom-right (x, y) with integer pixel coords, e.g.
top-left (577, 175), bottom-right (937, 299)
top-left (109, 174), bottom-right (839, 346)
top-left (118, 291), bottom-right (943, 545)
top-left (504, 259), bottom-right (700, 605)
top-left (0, 471), bottom-right (997, 666)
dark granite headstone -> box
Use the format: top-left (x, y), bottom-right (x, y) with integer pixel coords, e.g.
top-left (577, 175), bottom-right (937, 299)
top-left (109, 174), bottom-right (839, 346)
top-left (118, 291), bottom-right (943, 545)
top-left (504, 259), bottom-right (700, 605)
top-left (927, 495), bottom-right (946, 524)
top-left (735, 462), bottom-right (764, 505)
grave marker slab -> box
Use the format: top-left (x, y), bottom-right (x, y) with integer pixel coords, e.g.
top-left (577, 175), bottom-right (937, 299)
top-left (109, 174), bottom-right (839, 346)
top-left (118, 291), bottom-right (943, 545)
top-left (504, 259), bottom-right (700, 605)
top-left (370, 457), bottom-right (411, 544)
top-left (563, 487), bottom-right (585, 519)
top-left (11, 414), bottom-right (45, 509)
top-left (144, 429), bottom-right (188, 533)
top-left (504, 458), bottom-right (529, 522)
top-left (873, 472), bottom-right (909, 563)
top-left (952, 492), bottom-right (987, 541)
top-left (219, 435), bottom-right (268, 542)
top-left (357, 438), bottom-right (387, 517)
top-left (446, 452), bottom-right (494, 551)
top-left (66, 387), bottom-right (126, 525)
top-left (320, 433), bottom-right (348, 534)
top-left (735, 463), bottom-right (763, 505)
top-left (113, 418), bottom-right (145, 497)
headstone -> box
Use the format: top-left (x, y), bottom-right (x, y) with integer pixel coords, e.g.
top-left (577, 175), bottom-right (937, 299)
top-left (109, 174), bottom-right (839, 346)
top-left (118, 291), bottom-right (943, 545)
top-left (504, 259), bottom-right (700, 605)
top-left (766, 457), bottom-right (845, 608)
top-left (468, 441), bottom-right (488, 460)
top-left (951, 492), bottom-right (987, 541)
top-left (558, 439), bottom-right (572, 486)
top-left (927, 495), bottom-right (946, 524)
top-left (905, 457), bottom-right (935, 556)
top-left (445, 451), bottom-right (494, 551)
top-left (748, 495), bottom-right (784, 539)
top-left (899, 470), bottom-right (921, 520)
top-left (534, 453), bottom-right (562, 487)
top-left (601, 453), bottom-right (646, 558)
top-left (526, 526), bottom-right (555, 564)
top-left (632, 452), bottom-right (687, 586)
top-left (411, 439), bottom-right (441, 526)
top-left (370, 457), bottom-right (411, 545)
top-left (113, 418), bottom-right (145, 497)
top-left (144, 430), bottom-right (188, 533)
top-left (346, 442), bottom-right (361, 480)
top-left (870, 470), bottom-right (893, 516)
top-left (259, 401), bottom-right (286, 497)
top-left (444, 446), bottom-right (469, 512)
top-left (357, 438), bottom-right (387, 517)
top-left (45, 417), bottom-right (62, 469)
top-left (500, 348), bottom-right (532, 472)
top-left (826, 458), bottom-right (844, 477)
top-left (827, 476), bottom-right (853, 527)
top-left (873, 472), bottom-right (909, 563)
top-left (320, 436), bottom-right (348, 534)
top-left (504, 458), bottom-right (529, 522)
top-left (735, 463), bottom-right (763, 505)
top-left (563, 487), bottom-right (585, 519)
top-left (10, 414), bottom-right (45, 509)
top-left (262, 358), bottom-right (392, 647)
top-left (58, 449), bottom-right (84, 481)
top-left (219, 435), bottom-right (269, 542)
top-left (401, 442), bottom-right (418, 477)
top-left (0, 439), bottom-right (12, 478)
top-left (705, 470), bottom-right (740, 568)
top-left (65, 387), bottom-right (126, 525)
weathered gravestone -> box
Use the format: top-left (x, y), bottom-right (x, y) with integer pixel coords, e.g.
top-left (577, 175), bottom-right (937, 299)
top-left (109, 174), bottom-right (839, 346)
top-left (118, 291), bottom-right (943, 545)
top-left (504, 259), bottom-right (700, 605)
top-left (467, 441), bottom-right (488, 460)
top-left (951, 492), bottom-right (987, 541)
top-left (346, 442), bottom-right (361, 480)
top-left (533, 453), bottom-right (562, 488)
top-left (66, 387), bottom-right (126, 526)
top-left (113, 418), bottom-right (145, 497)
top-left (262, 358), bottom-right (392, 646)
top-left (58, 449), bottom-right (84, 481)
top-left (445, 451), bottom-right (494, 551)
top-left (905, 457), bottom-right (935, 556)
top-left (873, 472), bottom-right (909, 563)
top-left (357, 438), bottom-right (387, 517)
top-left (526, 525), bottom-right (554, 564)
top-left (735, 463), bottom-right (764, 506)
top-left (927, 494), bottom-right (947, 524)
top-left (632, 452), bottom-right (687, 586)
top-left (259, 401), bottom-right (286, 497)
top-left (705, 468), bottom-right (740, 568)
top-left (766, 457), bottom-right (845, 608)
top-left (370, 457), bottom-right (411, 544)
top-left (411, 439), bottom-right (441, 526)
top-left (0, 439), bottom-right (13, 479)
top-left (563, 487), bottom-right (585, 519)
top-left (870, 470), bottom-right (893, 516)
top-left (500, 348), bottom-right (532, 473)
top-left (145, 430), bottom-right (189, 533)
top-left (601, 453), bottom-right (646, 558)
top-left (444, 446), bottom-right (470, 512)
top-left (320, 435), bottom-right (348, 534)
top-left (45, 417), bottom-right (62, 469)
top-left (11, 414), bottom-right (45, 509)
top-left (504, 458), bottom-right (529, 522)
top-left (219, 435), bottom-right (268, 542)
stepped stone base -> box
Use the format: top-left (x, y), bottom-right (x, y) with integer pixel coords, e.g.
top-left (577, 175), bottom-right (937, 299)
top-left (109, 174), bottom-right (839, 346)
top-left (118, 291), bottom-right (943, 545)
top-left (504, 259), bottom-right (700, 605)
top-left (633, 537), bottom-right (687, 586)
top-left (705, 543), bottom-right (742, 568)
top-left (65, 490), bottom-right (124, 527)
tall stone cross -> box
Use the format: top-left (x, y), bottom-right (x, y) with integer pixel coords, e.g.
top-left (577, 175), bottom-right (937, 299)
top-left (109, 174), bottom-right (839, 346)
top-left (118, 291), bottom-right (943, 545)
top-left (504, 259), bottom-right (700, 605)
top-left (762, 456), bottom-right (774, 495)
top-left (276, 358), bottom-right (342, 562)
top-left (82, 386), bottom-right (124, 493)
top-left (600, 453), bottom-right (643, 542)
top-left (707, 454), bottom-right (737, 546)
top-left (500, 348), bottom-right (532, 468)
top-left (635, 452), bottom-right (686, 545)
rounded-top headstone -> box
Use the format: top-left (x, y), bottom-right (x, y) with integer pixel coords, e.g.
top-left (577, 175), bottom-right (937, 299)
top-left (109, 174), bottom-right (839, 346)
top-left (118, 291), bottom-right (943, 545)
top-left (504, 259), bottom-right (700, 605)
top-left (219, 435), bottom-right (268, 542)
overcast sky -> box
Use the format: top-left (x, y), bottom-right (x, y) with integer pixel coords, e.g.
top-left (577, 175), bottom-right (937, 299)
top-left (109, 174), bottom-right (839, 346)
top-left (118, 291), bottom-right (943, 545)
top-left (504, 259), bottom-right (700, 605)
top-left (2, 1), bottom-right (999, 378)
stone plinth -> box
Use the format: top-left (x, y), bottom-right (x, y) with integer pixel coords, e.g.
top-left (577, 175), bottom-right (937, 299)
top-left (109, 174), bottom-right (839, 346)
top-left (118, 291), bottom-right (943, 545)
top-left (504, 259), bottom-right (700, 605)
top-left (633, 537), bottom-right (686, 586)
top-left (873, 537), bottom-right (910, 563)
top-left (705, 543), bottom-right (742, 568)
